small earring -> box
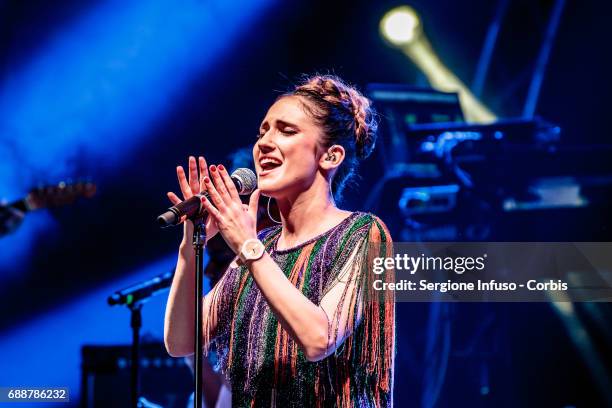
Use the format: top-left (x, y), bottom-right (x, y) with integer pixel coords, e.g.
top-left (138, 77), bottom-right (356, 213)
top-left (267, 196), bottom-right (281, 224)
top-left (327, 153), bottom-right (336, 161)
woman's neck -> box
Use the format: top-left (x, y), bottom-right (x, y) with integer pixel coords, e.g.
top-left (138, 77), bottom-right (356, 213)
top-left (274, 177), bottom-right (351, 249)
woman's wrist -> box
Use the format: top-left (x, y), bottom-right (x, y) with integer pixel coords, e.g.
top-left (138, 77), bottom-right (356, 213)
top-left (244, 249), bottom-right (268, 274)
top-left (179, 240), bottom-right (194, 255)
top-left (179, 219), bottom-right (196, 249)
top-left (183, 219), bottom-right (194, 235)
top-left (179, 223), bottom-right (214, 255)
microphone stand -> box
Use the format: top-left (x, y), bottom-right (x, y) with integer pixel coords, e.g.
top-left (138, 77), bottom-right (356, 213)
top-left (191, 216), bottom-right (207, 408)
top-left (129, 302), bottom-right (143, 408)
top-left (107, 272), bottom-right (173, 408)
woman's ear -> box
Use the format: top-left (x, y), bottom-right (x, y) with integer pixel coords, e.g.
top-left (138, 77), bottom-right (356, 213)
top-left (319, 144), bottom-right (345, 171)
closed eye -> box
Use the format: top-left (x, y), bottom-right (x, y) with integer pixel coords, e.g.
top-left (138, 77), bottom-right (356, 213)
top-left (256, 128), bottom-right (295, 138)
top-left (256, 127), bottom-right (268, 139)
top-left (276, 119), bottom-right (299, 135)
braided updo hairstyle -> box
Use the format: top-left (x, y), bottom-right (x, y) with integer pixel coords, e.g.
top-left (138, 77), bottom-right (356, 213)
top-left (282, 74), bottom-right (378, 202)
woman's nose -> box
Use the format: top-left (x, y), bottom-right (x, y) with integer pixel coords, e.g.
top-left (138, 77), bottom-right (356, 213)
top-left (256, 133), bottom-right (275, 153)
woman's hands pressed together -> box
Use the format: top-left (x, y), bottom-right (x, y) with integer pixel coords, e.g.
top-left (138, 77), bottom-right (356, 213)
top-left (200, 164), bottom-right (261, 254)
top-left (167, 156), bottom-right (219, 242)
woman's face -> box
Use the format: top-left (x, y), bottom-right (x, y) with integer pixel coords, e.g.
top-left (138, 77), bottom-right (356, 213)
top-left (253, 96), bottom-right (324, 198)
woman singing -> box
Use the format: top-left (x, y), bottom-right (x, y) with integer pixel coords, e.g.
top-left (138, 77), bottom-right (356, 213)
top-left (164, 75), bottom-right (395, 407)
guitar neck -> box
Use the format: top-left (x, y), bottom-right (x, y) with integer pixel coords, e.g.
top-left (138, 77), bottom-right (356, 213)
top-left (5, 182), bottom-right (96, 214)
top-left (8, 198), bottom-right (30, 213)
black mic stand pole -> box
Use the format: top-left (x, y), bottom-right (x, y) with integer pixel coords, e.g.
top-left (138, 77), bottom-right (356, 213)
top-left (129, 301), bottom-right (143, 408)
top-left (192, 215), bottom-right (207, 408)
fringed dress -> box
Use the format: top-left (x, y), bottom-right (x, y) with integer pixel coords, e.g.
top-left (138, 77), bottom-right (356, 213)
top-left (205, 212), bottom-right (395, 407)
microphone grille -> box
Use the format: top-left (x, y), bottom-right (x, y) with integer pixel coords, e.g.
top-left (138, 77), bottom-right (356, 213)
top-left (231, 168), bottom-right (257, 194)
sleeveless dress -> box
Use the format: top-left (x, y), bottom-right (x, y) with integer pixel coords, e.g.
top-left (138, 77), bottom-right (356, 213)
top-left (204, 212), bottom-right (395, 407)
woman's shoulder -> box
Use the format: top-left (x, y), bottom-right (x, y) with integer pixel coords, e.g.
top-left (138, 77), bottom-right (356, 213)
top-left (350, 211), bottom-right (386, 223)
top-left (254, 211), bottom-right (392, 250)
top-left (332, 211), bottom-right (393, 247)
top-left (347, 211), bottom-right (392, 239)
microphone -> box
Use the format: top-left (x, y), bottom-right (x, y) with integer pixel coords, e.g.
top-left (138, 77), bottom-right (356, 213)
top-left (107, 270), bottom-right (173, 306)
top-left (156, 167), bottom-right (257, 227)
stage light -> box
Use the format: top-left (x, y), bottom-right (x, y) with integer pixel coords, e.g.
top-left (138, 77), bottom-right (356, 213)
top-left (380, 5), bottom-right (496, 124)
top-left (380, 6), bottom-right (421, 46)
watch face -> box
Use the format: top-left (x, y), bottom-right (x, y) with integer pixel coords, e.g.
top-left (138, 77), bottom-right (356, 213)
top-left (243, 239), bottom-right (264, 260)
top-left (245, 241), bottom-right (258, 255)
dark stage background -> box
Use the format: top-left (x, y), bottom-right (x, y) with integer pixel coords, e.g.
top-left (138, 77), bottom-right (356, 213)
top-left (1, 0), bottom-right (611, 406)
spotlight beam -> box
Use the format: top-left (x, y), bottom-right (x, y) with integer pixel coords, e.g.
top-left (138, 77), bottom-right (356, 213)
top-left (380, 6), bottom-right (497, 124)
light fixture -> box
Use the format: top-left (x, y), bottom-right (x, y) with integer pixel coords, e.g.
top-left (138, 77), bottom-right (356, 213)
top-left (380, 6), bottom-right (422, 46)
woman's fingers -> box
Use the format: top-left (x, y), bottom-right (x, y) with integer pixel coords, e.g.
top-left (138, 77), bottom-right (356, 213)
top-left (167, 191), bottom-right (182, 205)
top-left (188, 156), bottom-right (199, 195)
top-left (248, 189), bottom-right (261, 216)
top-left (198, 156), bottom-right (208, 192)
top-left (177, 156), bottom-right (209, 200)
top-left (209, 165), bottom-right (231, 204)
top-left (200, 194), bottom-right (221, 219)
top-left (176, 166), bottom-right (192, 199)
top-left (202, 174), bottom-right (225, 209)
top-left (218, 164), bottom-right (240, 201)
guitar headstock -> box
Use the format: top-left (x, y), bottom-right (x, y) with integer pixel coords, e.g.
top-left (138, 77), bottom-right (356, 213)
top-left (26, 181), bottom-right (97, 210)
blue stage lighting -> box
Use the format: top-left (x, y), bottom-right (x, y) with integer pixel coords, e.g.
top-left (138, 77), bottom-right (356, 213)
top-left (0, 0), bottom-right (274, 269)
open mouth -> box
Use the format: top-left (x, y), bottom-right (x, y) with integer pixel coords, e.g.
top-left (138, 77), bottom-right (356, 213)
top-left (259, 157), bottom-right (283, 175)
